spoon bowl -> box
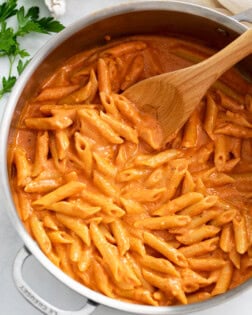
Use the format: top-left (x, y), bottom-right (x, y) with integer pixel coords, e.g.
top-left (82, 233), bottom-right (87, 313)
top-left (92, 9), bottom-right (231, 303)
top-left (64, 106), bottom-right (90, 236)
top-left (123, 28), bottom-right (252, 142)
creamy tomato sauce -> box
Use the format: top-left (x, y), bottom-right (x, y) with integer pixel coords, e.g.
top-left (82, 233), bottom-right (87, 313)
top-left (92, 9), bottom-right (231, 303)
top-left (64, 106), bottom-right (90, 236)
top-left (8, 35), bottom-right (252, 306)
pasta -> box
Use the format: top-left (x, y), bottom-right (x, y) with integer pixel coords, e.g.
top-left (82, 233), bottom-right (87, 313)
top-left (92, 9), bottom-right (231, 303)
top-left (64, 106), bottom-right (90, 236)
top-left (8, 35), bottom-right (252, 306)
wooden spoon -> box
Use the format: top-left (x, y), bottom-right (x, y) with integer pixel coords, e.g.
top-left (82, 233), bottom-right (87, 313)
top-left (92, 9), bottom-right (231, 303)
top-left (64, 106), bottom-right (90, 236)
top-left (123, 29), bottom-right (252, 142)
top-left (217, 0), bottom-right (251, 14)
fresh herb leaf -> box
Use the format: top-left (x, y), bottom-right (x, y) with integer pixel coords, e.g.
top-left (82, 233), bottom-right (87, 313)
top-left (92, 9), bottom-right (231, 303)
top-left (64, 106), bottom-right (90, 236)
top-left (0, 1), bottom-right (64, 100)
top-left (17, 49), bottom-right (30, 58)
top-left (0, 0), bottom-right (17, 22)
top-left (0, 23), bottom-right (17, 55)
top-left (36, 17), bottom-right (65, 33)
top-left (16, 6), bottom-right (64, 36)
top-left (17, 58), bottom-right (29, 75)
top-left (16, 6), bottom-right (45, 36)
top-left (2, 76), bottom-right (16, 92)
top-left (26, 6), bottom-right (39, 20)
top-left (0, 76), bottom-right (16, 98)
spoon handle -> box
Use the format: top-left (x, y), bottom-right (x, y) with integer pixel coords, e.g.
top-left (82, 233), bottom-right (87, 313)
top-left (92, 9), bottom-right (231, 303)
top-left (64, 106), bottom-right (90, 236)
top-left (201, 28), bottom-right (252, 74)
top-left (177, 28), bottom-right (252, 94)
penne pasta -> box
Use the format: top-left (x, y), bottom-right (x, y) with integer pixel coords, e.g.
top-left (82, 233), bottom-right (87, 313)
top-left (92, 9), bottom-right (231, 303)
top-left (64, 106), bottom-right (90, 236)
top-left (142, 269), bottom-right (187, 304)
top-left (153, 192), bottom-right (203, 216)
top-left (59, 69), bottom-right (98, 104)
top-left (187, 292), bottom-right (211, 304)
top-left (93, 170), bottom-right (118, 198)
top-left (212, 261), bottom-right (233, 296)
top-left (220, 224), bottom-right (234, 253)
top-left (48, 230), bottom-right (73, 244)
top-left (100, 111), bottom-right (138, 144)
top-left (16, 190), bottom-right (32, 221)
top-left (134, 149), bottom-right (181, 168)
top-left (188, 257), bottom-right (226, 271)
top-left (128, 236), bottom-right (146, 256)
top-left (110, 220), bottom-right (130, 256)
top-left (217, 90), bottom-right (244, 111)
top-left (10, 35), bottom-right (252, 307)
top-left (182, 109), bottom-right (200, 148)
top-left (69, 234), bottom-right (82, 262)
top-left (80, 189), bottom-right (125, 217)
top-left (233, 215), bottom-right (249, 254)
top-left (114, 287), bottom-right (158, 306)
top-left (47, 200), bottom-right (101, 219)
top-left (134, 253), bottom-right (179, 277)
top-left (93, 152), bottom-right (117, 177)
top-left (33, 181), bottom-right (86, 208)
top-left (25, 116), bottom-right (73, 130)
top-left (179, 237), bottom-right (219, 257)
top-left (43, 215), bottom-right (59, 231)
top-left (78, 109), bottom-right (123, 144)
top-left (90, 222), bottom-right (122, 282)
top-left (32, 131), bottom-right (49, 177)
top-left (134, 215), bottom-right (191, 229)
top-left (56, 213), bottom-right (90, 246)
top-left (14, 147), bottom-right (31, 187)
top-left (101, 41), bottom-right (146, 57)
top-left (24, 178), bottom-right (63, 193)
top-left (54, 244), bottom-right (76, 279)
top-left (35, 85), bottom-right (79, 101)
top-left (204, 94), bottom-right (218, 140)
top-left (120, 197), bottom-right (145, 214)
top-left (180, 268), bottom-right (211, 293)
top-left (176, 225), bottom-right (220, 245)
top-left (215, 123), bottom-right (252, 138)
top-left (77, 247), bottom-right (92, 272)
top-left (29, 214), bottom-right (52, 255)
top-left (182, 171), bottom-right (196, 194)
top-left (120, 54), bottom-right (144, 90)
top-left (93, 260), bottom-right (115, 298)
top-left (144, 232), bottom-right (188, 267)
top-left (97, 58), bottom-right (111, 94)
top-left (179, 195), bottom-right (218, 217)
top-left (214, 135), bottom-right (227, 172)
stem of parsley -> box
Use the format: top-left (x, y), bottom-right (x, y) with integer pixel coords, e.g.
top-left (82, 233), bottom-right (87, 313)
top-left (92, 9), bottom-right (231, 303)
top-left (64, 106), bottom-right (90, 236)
top-left (0, 0), bottom-right (64, 100)
top-left (8, 55), bottom-right (14, 77)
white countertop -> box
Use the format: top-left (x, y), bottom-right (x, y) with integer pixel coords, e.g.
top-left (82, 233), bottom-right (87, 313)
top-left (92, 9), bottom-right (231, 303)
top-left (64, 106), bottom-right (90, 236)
top-left (1, 0), bottom-right (252, 314)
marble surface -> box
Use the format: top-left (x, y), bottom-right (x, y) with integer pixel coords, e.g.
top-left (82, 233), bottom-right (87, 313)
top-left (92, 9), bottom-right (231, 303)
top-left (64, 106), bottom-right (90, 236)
top-left (1, 0), bottom-right (252, 314)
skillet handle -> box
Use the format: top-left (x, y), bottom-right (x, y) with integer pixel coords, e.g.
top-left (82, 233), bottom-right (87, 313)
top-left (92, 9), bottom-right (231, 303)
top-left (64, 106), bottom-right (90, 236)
top-left (232, 8), bottom-right (252, 23)
top-left (13, 247), bottom-right (98, 315)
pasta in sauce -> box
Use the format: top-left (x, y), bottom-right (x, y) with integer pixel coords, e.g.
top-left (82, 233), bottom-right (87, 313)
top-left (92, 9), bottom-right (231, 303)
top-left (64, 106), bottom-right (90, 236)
top-left (8, 35), bottom-right (252, 306)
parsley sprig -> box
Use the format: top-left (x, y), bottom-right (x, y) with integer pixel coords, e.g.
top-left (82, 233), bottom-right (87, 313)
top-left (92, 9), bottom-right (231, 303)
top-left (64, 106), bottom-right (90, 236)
top-left (0, 0), bottom-right (64, 99)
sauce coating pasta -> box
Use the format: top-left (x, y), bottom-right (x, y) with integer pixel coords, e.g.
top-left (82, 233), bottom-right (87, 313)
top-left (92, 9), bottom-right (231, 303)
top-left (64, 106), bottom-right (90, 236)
top-left (8, 35), bottom-right (252, 306)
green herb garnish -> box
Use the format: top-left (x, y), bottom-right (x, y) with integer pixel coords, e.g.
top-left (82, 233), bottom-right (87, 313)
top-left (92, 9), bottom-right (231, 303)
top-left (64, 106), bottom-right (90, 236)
top-left (0, 0), bottom-right (64, 99)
